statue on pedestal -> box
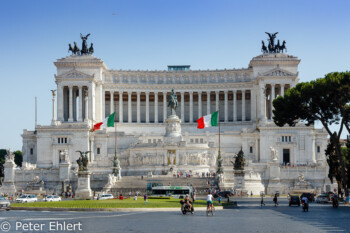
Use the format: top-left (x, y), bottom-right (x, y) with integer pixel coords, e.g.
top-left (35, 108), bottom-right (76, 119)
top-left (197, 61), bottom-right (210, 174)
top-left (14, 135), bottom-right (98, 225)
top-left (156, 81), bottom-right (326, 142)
top-left (270, 146), bottom-right (278, 161)
top-left (5, 149), bottom-right (15, 162)
top-left (80, 33), bottom-right (90, 55)
top-left (232, 148), bottom-right (245, 170)
top-left (168, 89), bottom-right (178, 115)
top-left (76, 151), bottom-right (90, 171)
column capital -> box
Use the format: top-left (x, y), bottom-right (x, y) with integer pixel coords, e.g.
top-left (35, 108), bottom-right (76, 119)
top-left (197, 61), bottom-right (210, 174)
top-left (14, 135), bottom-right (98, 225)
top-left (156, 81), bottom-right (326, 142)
top-left (197, 90), bottom-right (202, 94)
top-left (215, 91), bottom-right (219, 94)
top-left (163, 91), bottom-right (167, 95)
top-left (145, 91), bottom-right (150, 95)
top-left (224, 90), bottom-right (228, 94)
top-left (233, 89), bottom-right (237, 93)
top-left (206, 90), bottom-right (211, 94)
top-left (180, 91), bottom-right (184, 95)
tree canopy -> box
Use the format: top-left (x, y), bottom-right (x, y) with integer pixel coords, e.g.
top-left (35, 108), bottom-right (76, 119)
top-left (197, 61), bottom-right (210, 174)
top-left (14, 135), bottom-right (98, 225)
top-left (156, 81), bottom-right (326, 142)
top-left (273, 71), bottom-right (350, 195)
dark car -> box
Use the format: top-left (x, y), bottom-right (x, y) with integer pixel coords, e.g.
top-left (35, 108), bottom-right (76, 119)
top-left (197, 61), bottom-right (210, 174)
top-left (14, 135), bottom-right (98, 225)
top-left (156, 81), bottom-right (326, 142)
top-left (213, 191), bottom-right (232, 198)
top-left (300, 193), bottom-right (314, 202)
top-left (289, 195), bottom-right (300, 206)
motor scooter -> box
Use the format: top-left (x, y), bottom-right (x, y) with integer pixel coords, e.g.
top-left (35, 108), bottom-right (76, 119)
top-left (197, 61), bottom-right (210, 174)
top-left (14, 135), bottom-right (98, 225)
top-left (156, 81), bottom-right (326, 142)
top-left (180, 200), bottom-right (194, 215)
top-left (302, 199), bottom-right (309, 212)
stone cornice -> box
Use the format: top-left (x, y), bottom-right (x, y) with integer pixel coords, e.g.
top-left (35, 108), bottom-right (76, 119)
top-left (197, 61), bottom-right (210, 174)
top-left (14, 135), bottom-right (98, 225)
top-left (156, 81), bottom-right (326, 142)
top-left (102, 82), bottom-right (255, 92)
top-left (54, 55), bottom-right (108, 70)
top-left (249, 53), bottom-right (300, 67)
top-left (103, 69), bottom-right (254, 85)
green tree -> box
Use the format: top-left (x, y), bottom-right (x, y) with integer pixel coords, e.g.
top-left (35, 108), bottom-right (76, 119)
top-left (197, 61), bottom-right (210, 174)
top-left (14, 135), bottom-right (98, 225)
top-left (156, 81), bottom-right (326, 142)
top-left (14, 150), bottom-right (23, 167)
top-left (0, 149), bottom-right (6, 165)
top-left (273, 72), bottom-right (350, 195)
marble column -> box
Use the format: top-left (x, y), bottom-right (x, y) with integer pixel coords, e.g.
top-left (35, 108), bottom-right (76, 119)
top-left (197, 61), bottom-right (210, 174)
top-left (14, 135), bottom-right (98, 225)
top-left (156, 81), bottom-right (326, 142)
top-left (242, 90), bottom-right (246, 121)
top-left (260, 85), bottom-right (266, 121)
top-left (154, 92), bottom-right (158, 123)
top-left (163, 92), bottom-right (167, 121)
top-left (250, 89), bottom-right (256, 121)
top-left (102, 90), bottom-right (105, 119)
top-left (110, 91), bottom-right (114, 116)
top-left (271, 84), bottom-right (275, 120)
top-left (128, 92), bottom-right (132, 123)
top-left (84, 91), bottom-right (89, 122)
top-left (57, 84), bottom-right (64, 121)
top-left (137, 91), bottom-right (141, 123)
top-left (189, 91), bottom-right (193, 123)
top-left (51, 91), bottom-right (56, 125)
top-left (181, 92), bottom-right (185, 122)
top-left (207, 91), bottom-right (211, 115)
top-left (146, 91), bottom-right (150, 123)
top-left (281, 84), bottom-right (285, 96)
top-left (198, 91), bottom-right (202, 119)
top-left (68, 86), bottom-right (73, 122)
top-left (119, 92), bottom-right (123, 123)
top-left (224, 90), bottom-right (228, 122)
top-left (233, 90), bottom-right (237, 121)
top-left (215, 91), bottom-right (219, 111)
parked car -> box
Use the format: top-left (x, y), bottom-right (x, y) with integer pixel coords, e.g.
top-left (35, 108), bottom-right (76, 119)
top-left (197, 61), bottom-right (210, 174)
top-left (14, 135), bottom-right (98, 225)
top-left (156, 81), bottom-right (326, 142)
top-left (45, 195), bottom-right (61, 202)
top-left (0, 196), bottom-right (11, 211)
top-left (213, 191), bottom-right (232, 198)
top-left (16, 194), bottom-right (38, 203)
top-left (316, 194), bottom-right (329, 203)
top-left (98, 194), bottom-right (114, 200)
top-left (300, 193), bottom-right (314, 202)
top-left (289, 195), bottom-right (300, 206)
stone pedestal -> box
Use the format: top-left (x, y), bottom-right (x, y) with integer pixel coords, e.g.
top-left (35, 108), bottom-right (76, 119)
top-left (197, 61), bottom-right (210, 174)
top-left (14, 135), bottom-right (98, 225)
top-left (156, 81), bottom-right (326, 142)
top-left (59, 162), bottom-right (71, 181)
top-left (267, 161), bottom-right (283, 194)
top-left (75, 171), bottom-right (92, 199)
top-left (164, 115), bottom-right (182, 144)
top-left (1, 159), bottom-right (17, 195)
top-left (233, 170), bottom-right (245, 191)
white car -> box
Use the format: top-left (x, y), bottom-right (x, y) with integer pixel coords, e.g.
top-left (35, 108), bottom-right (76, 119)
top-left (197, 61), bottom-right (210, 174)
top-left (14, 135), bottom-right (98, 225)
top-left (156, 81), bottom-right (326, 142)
top-left (45, 195), bottom-right (61, 202)
top-left (16, 194), bottom-right (38, 203)
top-left (98, 194), bottom-right (114, 200)
top-left (316, 195), bottom-right (329, 203)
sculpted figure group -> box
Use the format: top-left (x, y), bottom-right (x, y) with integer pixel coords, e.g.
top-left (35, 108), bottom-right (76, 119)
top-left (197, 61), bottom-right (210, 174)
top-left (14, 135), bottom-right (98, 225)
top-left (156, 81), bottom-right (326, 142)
top-left (68, 33), bottom-right (94, 55)
top-left (261, 32), bottom-right (287, 54)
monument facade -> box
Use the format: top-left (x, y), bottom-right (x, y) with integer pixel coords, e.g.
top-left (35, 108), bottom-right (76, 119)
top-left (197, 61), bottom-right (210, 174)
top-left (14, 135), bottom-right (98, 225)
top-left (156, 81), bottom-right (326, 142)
top-left (10, 33), bottom-right (333, 195)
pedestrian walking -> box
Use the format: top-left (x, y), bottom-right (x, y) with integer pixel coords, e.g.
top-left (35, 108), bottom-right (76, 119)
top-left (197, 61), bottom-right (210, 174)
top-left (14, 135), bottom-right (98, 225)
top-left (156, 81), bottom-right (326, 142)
top-left (260, 192), bottom-right (265, 206)
top-left (273, 194), bottom-right (278, 207)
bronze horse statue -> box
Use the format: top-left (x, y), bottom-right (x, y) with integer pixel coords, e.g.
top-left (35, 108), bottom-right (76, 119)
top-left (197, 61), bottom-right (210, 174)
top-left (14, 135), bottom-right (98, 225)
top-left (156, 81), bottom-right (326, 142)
top-left (261, 41), bottom-right (268, 53)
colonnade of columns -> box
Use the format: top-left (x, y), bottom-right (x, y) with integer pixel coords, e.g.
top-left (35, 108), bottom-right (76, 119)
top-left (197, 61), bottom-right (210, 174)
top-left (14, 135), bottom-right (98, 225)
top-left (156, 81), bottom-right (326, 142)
top-left (57, 85), bottom-right (89, 122)
top-left (260, 83), bottom-right (290, 120)
top-left (105, 90), bottom-right (255, 123)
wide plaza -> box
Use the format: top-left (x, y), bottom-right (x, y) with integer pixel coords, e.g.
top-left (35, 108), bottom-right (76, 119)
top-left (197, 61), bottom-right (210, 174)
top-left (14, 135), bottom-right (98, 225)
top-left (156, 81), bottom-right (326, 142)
top-left (2, 198), bottom-right (349, 233)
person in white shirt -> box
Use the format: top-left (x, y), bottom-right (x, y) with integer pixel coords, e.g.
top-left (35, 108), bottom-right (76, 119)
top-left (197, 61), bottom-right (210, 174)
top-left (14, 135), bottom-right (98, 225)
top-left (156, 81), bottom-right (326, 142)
top-left (206, 192), bottom-right (214, 211)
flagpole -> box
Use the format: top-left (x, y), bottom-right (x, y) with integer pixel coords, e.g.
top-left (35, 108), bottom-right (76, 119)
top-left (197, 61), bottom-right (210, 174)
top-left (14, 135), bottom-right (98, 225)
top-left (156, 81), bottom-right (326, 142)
top-left (114, 114), bottom-right (117, 160)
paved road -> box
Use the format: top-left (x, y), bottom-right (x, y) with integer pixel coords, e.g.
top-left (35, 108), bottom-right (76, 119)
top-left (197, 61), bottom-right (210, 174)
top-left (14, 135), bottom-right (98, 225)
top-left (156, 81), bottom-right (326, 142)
top-left (0, 198), bottom-right (349, 233)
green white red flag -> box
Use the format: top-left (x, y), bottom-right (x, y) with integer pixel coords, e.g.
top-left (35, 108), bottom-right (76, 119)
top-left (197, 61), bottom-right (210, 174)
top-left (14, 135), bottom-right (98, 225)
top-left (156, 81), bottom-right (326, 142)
top-left (91, 112), bottom-right (115, 131)
top-left (197, 111), bottom-right (218, 129)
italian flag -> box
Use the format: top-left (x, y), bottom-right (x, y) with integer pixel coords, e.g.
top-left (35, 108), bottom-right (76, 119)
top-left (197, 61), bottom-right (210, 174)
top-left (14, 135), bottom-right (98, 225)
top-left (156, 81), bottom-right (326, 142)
top-left (91, 112), bottom-right (115, 131)
top-left (197, 111), bottom-right (219, 129)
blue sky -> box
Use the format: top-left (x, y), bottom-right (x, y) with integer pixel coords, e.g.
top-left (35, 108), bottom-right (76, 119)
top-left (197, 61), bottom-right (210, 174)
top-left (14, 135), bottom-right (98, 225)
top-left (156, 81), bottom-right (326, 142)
top-left (0, 0), bottom-right (349, 150)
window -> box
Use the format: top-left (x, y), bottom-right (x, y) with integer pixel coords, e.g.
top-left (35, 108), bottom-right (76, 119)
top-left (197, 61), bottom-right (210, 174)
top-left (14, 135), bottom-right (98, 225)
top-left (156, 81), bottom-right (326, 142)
top-left (58, 137), bottom-right (68, 144)
top-left (281, 136), bottom-right (291, 142)
top-left (148, 139), bottom-right (151, 143)
top-left (250, 146), bottom-right (253, 153)
top-left (195, 139), bottom-right (198, 143)
top-left (317, 146), bottom-right (320, 153)
top-left (190, 139), bottom-right (194, 143)
top-left (97, 148), bottom-right (100, 155)
top-left (30, 148), bottom-right (33, 155)
top-left (200, 138), bottom-right (203, 143)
